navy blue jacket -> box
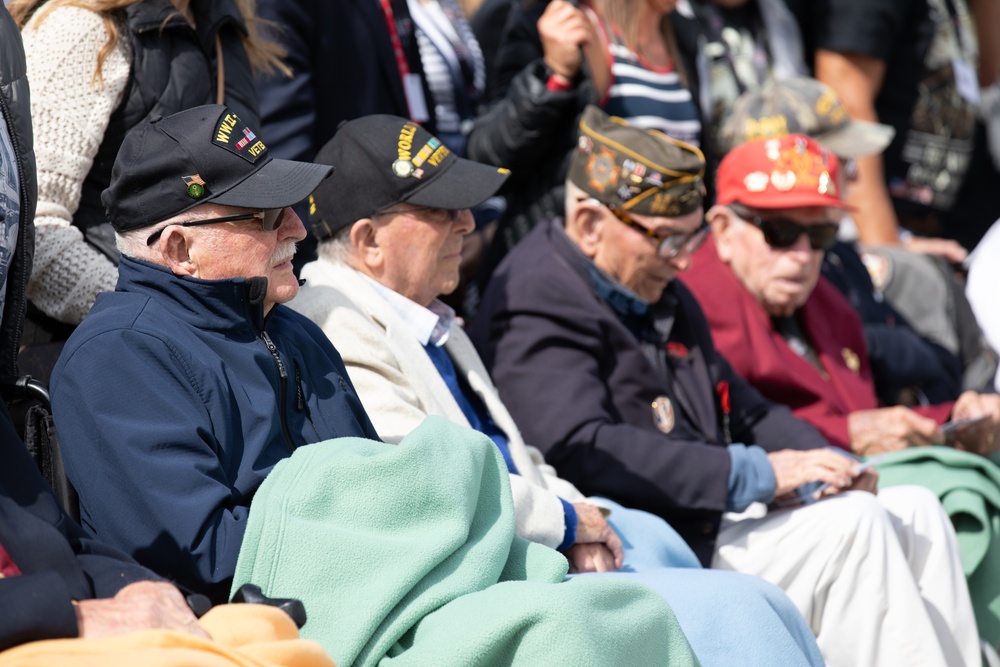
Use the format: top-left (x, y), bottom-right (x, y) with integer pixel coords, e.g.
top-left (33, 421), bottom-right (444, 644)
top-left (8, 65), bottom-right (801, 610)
top-left (471, 221), bottom-right (825, 564)
top-left (821, 242), bottom-right (962, 405)
top-left (51, 257), bottom-right (379, 603)
top-left (0, 400), bottom-right (154, 651)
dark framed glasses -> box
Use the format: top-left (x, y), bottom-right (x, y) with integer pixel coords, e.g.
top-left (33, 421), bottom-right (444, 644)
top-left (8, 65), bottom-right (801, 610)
top-left (146, 208), bottom-right (285, 246)
top-left (728, 205), bottom-right (839, 251)
top-left (599, 201), bottom-right (709, 258)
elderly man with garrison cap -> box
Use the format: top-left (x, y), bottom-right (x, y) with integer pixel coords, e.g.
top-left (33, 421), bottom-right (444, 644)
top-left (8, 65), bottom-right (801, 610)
top-left (472, 106), bottom-right (978, 666)
top-left (292, 115), bottom-right (827, 667)
top-left (49, 104), bottom-right (380, 604)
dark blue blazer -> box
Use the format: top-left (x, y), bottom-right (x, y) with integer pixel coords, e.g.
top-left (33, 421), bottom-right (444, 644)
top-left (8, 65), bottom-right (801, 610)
top-left (0, 403), bottom-right (154, 651)
top-left (471, 220), bottom-right (826, 564)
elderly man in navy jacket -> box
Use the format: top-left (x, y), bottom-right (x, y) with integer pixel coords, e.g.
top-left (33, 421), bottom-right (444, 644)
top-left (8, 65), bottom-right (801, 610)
top-left (472, 105), bottom-right (980, 667)
top-left (50, 105), bottom-right (379, 604)
top-left (1, 7), bottom-right (204, 644)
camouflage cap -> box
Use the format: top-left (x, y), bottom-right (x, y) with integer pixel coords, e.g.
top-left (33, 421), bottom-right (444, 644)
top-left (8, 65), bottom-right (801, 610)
top-left (569, 106), bottom-right (705, 217)
top-left (719, 77), bottom-right (895, 158)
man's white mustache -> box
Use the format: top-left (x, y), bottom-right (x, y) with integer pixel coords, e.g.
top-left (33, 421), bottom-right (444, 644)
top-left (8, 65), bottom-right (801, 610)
top-left (271, 241), bottom-right (297, 266)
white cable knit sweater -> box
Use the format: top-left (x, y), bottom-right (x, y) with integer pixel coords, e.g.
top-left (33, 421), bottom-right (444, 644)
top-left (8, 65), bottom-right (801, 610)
top-left (23, 6), bottom-right (129, 325)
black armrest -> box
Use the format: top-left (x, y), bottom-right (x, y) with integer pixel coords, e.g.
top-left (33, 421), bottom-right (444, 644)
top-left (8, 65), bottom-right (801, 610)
top-left (230, 583), bottom-right (307, 629)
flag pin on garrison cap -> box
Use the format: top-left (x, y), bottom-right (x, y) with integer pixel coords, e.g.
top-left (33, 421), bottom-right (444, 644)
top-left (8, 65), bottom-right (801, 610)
top-left (651, 396), bottom-right (675, 434)
top-left (182, 174), bottom-right (206, 199)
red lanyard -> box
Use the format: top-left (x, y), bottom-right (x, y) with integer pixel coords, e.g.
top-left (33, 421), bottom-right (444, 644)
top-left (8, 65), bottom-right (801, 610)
top-left (0, 542), bottom-right (21, 578)
top-left (378, 0), bottom-right (412, 79)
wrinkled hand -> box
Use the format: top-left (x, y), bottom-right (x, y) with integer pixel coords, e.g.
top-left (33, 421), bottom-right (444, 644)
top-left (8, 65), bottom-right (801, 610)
top-left (74, 581), bottom-right (209, 640)
top-left (569, 502), bottom-right (624, 571)
top-left (903, 235), bottom-right (968, 265)
top-left (538, 0), bottom-right (592, 80)
top-left (950, 391), bottom-right (1000, 457)
top-left (768, 449), bottom-right (865, 498)
top-left (564, 542), bottom-right (617, 574)
top-left (847, 406), bottom-right (942, 456)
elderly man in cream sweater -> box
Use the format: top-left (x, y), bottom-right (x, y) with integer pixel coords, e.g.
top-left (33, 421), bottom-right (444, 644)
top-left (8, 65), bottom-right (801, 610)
top-left (289, 114), bottom-right (829, 667)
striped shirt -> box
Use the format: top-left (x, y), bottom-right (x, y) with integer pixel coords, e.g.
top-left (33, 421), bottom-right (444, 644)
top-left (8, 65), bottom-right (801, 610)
top-left (599, 28), bottom-right (701, 147)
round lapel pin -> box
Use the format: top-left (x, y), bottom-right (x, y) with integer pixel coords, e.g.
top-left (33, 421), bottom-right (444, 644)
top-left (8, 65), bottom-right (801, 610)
top-left (651, 396), bottom-right (675, 434)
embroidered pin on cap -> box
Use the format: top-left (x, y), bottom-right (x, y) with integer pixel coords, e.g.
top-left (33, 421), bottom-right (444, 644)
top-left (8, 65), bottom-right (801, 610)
top-left (182, 174), bottom-right (206, 199)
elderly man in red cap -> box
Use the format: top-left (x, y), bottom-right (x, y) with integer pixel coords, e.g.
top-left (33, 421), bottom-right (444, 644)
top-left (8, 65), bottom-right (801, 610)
top-left (683, 133), bottom-right (1000, 652)
top-left (685, 134), bottom-right (1000, 460)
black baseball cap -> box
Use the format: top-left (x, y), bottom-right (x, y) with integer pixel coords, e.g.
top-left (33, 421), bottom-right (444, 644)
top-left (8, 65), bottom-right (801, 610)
top-left (309, 115), bottom-right (510, 241)
top-left (103, 104), bottom-right (334, 232)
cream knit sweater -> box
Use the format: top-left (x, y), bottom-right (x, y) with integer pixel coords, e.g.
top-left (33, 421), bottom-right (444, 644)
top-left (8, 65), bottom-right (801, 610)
top-left (23, 6), bottom-right (130, 325)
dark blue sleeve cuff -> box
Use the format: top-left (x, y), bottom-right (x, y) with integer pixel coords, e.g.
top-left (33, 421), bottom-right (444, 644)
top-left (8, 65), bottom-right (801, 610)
top-left (557, 498), bottom-right (578, 551)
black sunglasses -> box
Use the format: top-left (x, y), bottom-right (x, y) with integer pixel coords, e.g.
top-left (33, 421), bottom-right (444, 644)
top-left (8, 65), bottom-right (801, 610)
top-left (599, 202), bottom-right (709, 258)
top-left (146, 208), bottom-right (286, 246)
top-left (728, 206), bottom-right (839, 251)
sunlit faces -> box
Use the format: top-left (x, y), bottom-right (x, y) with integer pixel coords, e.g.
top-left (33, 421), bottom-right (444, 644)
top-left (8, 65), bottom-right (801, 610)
top-left (370, 206), bottom-right (475, 307)
top-left (714, 205), bottom-right (840, 317)
top-left (586, 201), bottom-right (706, 303)
top-left (187, 206), bottom-right (306, 313)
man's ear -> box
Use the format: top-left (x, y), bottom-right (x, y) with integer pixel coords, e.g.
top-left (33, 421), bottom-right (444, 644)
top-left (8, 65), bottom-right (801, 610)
top-left (567, 202), bottom-right (603, 258)
top-left (348, 219), bottom-right (382, 272)
top-left (160, 227), bottom-right (199, 277)
top-left (707, 205), bottom-right (737, 263)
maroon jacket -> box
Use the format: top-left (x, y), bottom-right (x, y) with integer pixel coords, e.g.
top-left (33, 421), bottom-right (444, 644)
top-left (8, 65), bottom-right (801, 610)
top-left (681, 240), bottom-right (952, 451)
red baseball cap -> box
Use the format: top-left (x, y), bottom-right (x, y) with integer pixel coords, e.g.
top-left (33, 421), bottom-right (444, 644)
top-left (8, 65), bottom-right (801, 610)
top-left (716, 134), bottom-right (853, 211)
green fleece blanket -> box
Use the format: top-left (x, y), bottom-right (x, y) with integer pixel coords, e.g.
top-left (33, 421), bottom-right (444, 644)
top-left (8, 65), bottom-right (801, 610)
top-left (874, 446), bottom-right (1000, 645)
top-left (232, 416), bottom-right (697, 666)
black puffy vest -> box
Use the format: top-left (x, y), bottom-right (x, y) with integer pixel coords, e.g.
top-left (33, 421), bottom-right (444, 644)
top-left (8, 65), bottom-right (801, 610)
top-left (76, 0), bottom-right (260, 262)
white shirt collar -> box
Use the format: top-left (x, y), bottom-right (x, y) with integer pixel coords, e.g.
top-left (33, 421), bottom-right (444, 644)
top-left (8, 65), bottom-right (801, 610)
top-left (361, 273), bottom-right (456, 347)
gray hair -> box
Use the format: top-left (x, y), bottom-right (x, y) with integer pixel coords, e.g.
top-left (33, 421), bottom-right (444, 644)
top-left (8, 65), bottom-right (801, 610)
top-left (316, 223), bottom-right (357, 265)
top-left (115, 204), bottom-right (226, 262)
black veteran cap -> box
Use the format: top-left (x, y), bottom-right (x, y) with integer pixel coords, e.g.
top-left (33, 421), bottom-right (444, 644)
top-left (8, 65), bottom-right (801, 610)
top-left (309, 115), bottom-right (510, 241)
top-left (103, 104), bottom-right (334, 232)
top-left (719, 77), bottom-right (895, 158)
top-left (569, 105), bottom-right (705, 218)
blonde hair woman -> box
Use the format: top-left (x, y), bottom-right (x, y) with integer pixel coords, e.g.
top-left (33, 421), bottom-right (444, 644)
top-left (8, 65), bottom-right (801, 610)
top-left (8, 0), bottom-right (286, 334)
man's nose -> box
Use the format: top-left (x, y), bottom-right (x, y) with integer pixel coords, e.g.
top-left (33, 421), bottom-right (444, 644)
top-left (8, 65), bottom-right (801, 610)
top-left (455, 208), bottom-right (476, 235)
top-left (278, 208), bottom-right (308, 243)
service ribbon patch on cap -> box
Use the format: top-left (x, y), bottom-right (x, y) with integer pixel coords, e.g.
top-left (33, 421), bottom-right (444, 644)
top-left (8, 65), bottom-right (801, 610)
top-left (212, 111), bottom-right (268, 164)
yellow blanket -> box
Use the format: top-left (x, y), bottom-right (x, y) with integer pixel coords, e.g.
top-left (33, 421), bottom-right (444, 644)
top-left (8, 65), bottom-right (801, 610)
top-left (0, 604), bottom-right (334, 667)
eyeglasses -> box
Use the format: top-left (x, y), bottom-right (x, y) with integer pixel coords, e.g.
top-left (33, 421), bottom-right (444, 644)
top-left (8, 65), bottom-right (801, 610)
top-left (373, 205), bottom-right (462, 224)
top-left (728, 206), bottom-right (839, 251)
top-left (146, 208), bottom-right (286, 246)
top-left (597, 201), bottom-right (709, 258)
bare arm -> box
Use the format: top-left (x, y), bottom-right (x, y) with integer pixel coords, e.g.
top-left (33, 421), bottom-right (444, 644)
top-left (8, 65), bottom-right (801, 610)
top-left (815, 49), bottom-right (968, 261)
top-left (814, 49), bottom-right (898, 246)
